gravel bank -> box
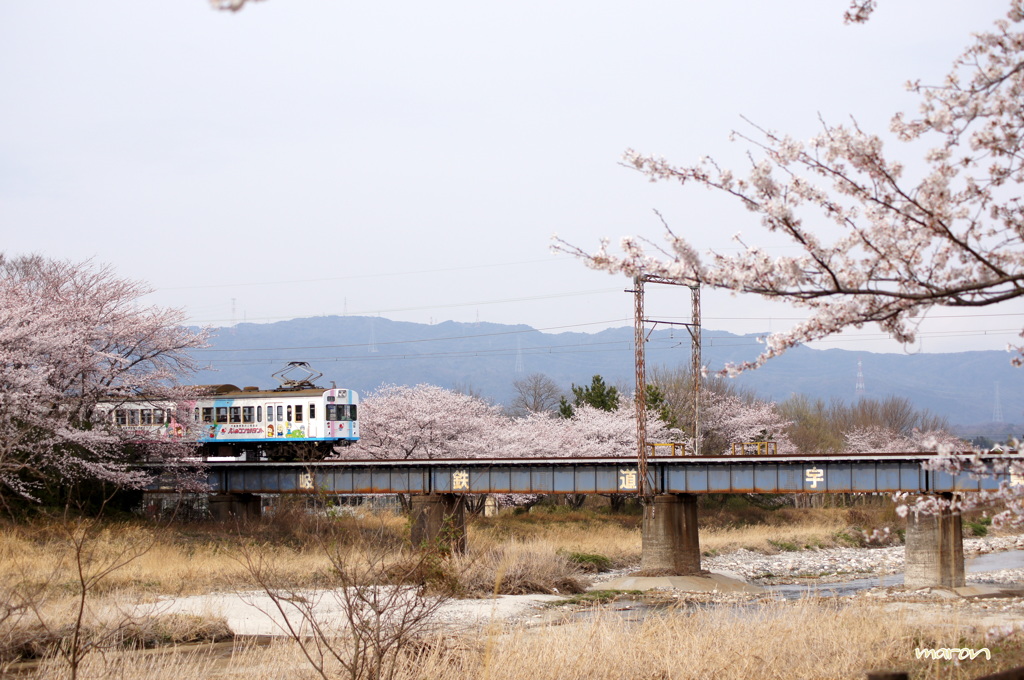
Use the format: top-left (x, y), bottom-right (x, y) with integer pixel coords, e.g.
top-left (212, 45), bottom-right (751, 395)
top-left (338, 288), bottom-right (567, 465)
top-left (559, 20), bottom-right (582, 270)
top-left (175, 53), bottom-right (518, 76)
top-left (701, 535), bottom-right (1024, 585)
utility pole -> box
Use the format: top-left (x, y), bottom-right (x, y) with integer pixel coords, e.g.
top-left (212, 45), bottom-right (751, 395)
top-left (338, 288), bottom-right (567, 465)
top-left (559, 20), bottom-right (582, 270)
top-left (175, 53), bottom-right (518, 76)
top-left (690, 283), bottom-right (701, 456)
top-left (631, 276), bottom-right (702, 498)
top-left (633, 276), bottom-right (648, 497)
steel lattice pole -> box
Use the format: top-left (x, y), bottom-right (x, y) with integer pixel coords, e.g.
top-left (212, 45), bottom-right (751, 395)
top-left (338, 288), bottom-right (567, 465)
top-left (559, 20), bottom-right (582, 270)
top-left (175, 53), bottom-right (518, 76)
top-left (633, 276), bottom-right (648, 498)
top-left (691, 284), bottom-right (701, 456)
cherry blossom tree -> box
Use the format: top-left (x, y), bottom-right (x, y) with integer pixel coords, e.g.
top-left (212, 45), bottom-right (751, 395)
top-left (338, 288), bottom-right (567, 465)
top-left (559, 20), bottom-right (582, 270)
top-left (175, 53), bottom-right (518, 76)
top-left (842, 426), bottom-right (964, 454)
top-left (699, 391), bottom-right (795, 456)
top-left (345, 384), bottom-right (506, 460)
top-left (559, 0), bottom-right (1024, 372)
top-left (491, 411), bottom-right (568, 459)
top-left (500, 399), bottom-right (675, 509)
top-left (0, 255), bottom-right (207, 504)
top-left (562, 404), bottom-right (641, 458)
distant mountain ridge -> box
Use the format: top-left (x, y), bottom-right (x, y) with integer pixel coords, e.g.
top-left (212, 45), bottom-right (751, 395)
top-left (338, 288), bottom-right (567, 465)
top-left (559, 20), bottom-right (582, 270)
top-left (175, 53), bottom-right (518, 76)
top-left (191, 315), bottom-right (1022, 429)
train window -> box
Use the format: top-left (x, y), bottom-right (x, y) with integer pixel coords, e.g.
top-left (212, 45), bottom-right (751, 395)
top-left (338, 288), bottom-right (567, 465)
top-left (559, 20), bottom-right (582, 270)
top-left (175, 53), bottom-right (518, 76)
top-left (230, 407), bottom-right (241, 423)
top-left (242, 406), bottom-right (254, 423)
top-left (154, 409), bottom-right (166, 425)
top-left (309, 403), bottom-right (316, 419)
top-left (115, 410), bottom-right (127, 425)
top-left (128, 410), bottom-right (139, 426)
top-left (215, 407), bottom-right (228, 423)
top-left (287, 405), bottom-right (293, 422)
top-left (295, 405), bottom-right (303, 422)
top-left (277, 405), bottom-right (283, 422)
top-left (194, 408), bottom-right (200, 422)
top-left (141, 409), bottom-right (153, 425)
top-left (202, 407), bottom-right (213, 423)
top-left (329, 404), bottom-right (357, 421)
top-left (257, 406), bottom-right (263, 422)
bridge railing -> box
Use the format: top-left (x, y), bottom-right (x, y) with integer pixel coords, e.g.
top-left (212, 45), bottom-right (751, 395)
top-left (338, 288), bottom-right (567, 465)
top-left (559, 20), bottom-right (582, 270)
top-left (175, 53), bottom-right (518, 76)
top-left (732, 441), bottom-right (778, 456)
top-left (648, 442), bottom-right (685, 457)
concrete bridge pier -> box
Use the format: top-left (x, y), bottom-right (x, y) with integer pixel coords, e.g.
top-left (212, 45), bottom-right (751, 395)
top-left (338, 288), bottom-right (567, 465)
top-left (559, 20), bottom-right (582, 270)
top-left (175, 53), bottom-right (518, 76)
top-left (410, 493), bottom-right (466, 554)
top-left (208, 493), bottom-right (262, 521)
top-left (904, 493), bottom-right (965, 589)
top-left (641, 493), bottom-right (702, 574)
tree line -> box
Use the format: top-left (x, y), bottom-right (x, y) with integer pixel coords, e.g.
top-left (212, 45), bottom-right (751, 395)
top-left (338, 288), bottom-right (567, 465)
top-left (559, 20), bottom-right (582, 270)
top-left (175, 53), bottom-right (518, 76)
top-left (346, 369), bottom-right (963, 464)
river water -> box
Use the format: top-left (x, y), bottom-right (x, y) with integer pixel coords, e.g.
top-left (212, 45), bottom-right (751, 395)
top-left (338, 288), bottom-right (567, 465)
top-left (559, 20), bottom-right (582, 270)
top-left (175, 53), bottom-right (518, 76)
top-left (967, 549), bottom-right (1024, 573)
top-left (767, 549), bottom-right (1024, 599)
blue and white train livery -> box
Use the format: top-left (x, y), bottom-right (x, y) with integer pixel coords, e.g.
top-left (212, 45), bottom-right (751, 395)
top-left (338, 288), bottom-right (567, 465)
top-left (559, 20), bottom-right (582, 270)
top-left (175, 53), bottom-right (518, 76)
top-left (111, 363), bottom-right (359, 461)
top-left (191, 383), bottom-right (359, 460)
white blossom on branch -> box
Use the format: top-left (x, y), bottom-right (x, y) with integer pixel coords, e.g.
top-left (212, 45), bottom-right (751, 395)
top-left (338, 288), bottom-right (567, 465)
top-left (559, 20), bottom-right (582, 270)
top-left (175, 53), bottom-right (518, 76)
top-left (0, 255), bottom-right (207, 501)
top-left (842, 426), bottom-right (964, 454)
top-left (344, 384), bottom-right (506, 460)
top-left (209, 0), bottom-right (263, 11)
top-left (557, 1), bottom-right (1024, 373)
top-left (700, 391), bottom-right (794, 455)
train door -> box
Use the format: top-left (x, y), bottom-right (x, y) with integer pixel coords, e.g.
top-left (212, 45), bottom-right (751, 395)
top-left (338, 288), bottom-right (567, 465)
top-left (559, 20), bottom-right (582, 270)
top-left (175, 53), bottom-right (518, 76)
top-left (265, 401), bottom-right (284, 438)
top-left (306, 400), bottom-right (318, 438)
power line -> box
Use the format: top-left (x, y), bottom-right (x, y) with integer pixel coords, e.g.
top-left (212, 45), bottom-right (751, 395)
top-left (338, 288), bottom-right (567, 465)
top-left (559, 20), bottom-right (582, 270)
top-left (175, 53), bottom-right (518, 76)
top-left (155, 256), bottom-right (576, 292)
top-left (194, 318), bottom-right (632, 353)
top-left (197, 325), bottom-right (1022, 374)
top-left (187, 287), bottom-right (624, 325)
top-left (662, 312), bottom-right (1024, 322)
top-left (205, 342), bottom-right (636, 367)
top-left (196, 323), bottom-right (1022, 358)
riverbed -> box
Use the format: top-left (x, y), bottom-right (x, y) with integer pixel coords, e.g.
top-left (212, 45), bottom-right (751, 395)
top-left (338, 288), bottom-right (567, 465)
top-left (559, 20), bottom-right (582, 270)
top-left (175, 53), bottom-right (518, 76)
top-left (152, 534), bottom-right (1024, 636)
top-left (703, 534), bottom-right (1024, 586)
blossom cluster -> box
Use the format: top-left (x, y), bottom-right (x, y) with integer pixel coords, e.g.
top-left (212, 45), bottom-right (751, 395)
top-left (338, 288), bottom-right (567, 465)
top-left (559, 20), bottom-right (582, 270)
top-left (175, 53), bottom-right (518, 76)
top-left (0, 256), bottom-right (207, 500)
top-left (345, 384), bottom-right (676, 461)
top-left (557, 1), bottom-right (1024, 373)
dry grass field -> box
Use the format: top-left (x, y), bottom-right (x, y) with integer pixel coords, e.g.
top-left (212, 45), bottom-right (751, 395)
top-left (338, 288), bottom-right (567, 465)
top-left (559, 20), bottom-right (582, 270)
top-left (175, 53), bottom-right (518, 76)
top-left (10, 599), bottom-right (1021, 680)
top-left (0, 498), bottom-right (1015, 679)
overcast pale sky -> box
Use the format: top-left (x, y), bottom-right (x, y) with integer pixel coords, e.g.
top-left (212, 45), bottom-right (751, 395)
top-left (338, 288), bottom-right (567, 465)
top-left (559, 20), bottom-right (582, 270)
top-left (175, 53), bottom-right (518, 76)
top-left (3, 0), bottom-right (1021, 356)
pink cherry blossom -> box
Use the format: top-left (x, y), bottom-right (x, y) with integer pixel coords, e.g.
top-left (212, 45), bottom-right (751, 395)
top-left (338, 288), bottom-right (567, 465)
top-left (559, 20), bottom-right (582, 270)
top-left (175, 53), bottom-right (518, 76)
top-left (344, 384), bottom-right (506, 460)
top-left (700, 391), bottom-right (794, 455)
top-left (557, 1), bottom-right (1024, 373)
top-left (0, 255), bottom-right (208, 501)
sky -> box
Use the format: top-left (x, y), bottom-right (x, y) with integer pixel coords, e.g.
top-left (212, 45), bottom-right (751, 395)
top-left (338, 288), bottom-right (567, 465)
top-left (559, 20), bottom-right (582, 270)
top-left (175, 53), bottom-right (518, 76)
top-left (3, 0), bottom-right (1022, 358)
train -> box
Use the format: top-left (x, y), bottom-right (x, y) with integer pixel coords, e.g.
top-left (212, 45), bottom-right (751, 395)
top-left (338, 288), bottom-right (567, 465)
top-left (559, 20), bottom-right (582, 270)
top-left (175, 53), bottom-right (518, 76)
top-left (109, 362), bottom-right (360, 461)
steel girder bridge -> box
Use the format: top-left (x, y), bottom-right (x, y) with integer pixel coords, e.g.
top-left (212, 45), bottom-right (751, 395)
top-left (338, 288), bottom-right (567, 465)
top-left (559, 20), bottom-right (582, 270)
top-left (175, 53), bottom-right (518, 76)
top-left (146, 453), bottom-right (1013, 496)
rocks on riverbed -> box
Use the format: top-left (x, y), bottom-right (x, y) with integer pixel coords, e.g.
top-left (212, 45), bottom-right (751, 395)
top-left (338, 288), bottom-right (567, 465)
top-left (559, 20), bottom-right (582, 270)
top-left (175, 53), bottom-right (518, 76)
top-left (697, 534), bottom-right (1024, 585)
top-left (703, 545), bottom-right (905, 582)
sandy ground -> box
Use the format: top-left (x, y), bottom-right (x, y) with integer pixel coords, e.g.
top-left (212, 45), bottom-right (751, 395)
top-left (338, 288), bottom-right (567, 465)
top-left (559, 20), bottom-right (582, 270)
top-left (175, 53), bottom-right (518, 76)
top-left (155, 590), bottom-right (566, 636)
top-left (152, 571), bottom-right (763, 636)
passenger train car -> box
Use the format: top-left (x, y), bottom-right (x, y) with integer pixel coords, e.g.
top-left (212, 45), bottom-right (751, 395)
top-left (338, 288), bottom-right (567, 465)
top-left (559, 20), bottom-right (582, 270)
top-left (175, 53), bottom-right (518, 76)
top-left (109, 363), bottom-right (359, 461)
